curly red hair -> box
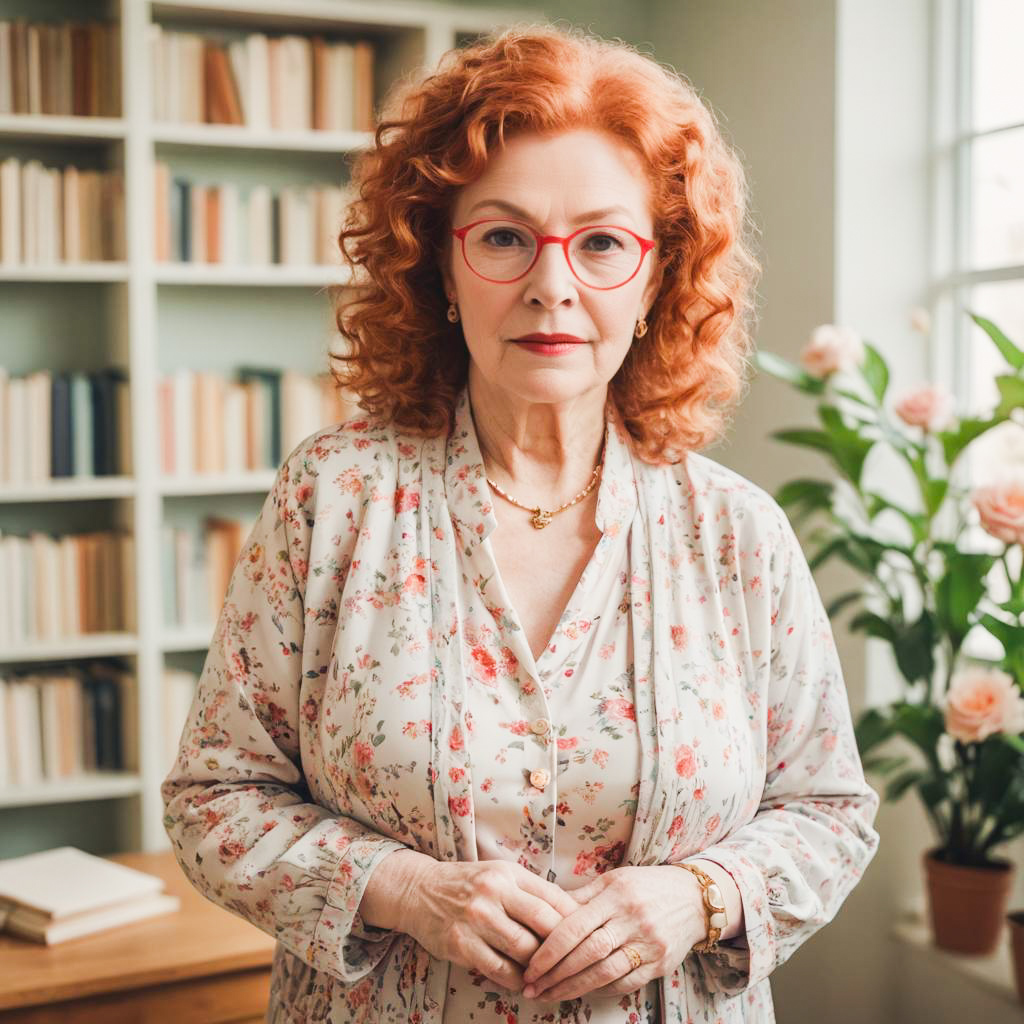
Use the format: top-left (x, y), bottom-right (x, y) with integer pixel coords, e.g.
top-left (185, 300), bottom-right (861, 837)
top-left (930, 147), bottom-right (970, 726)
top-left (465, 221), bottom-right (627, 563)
top-left (332, 21), bottom-right (761, 463)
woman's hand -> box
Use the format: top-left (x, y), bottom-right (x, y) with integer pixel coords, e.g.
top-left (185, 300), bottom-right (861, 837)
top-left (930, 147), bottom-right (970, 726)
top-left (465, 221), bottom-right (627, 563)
top-left (520, 865), bottom-right (708, 1002)
top-left (398, 858), bottom-right (582, 994)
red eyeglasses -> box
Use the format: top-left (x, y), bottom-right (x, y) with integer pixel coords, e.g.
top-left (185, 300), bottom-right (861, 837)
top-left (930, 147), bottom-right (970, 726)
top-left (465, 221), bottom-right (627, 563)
top-left (451, 218), bottom-right (657, 290)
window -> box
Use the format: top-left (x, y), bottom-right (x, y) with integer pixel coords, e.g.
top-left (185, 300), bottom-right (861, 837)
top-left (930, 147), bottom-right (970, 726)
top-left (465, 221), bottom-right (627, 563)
top-left (935, 0), bottom-right (1024, 484)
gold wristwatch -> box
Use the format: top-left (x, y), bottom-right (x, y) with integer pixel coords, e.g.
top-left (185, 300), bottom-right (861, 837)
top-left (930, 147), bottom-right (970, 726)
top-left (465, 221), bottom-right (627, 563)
top-left (674, 861), bottom-right (728, 952)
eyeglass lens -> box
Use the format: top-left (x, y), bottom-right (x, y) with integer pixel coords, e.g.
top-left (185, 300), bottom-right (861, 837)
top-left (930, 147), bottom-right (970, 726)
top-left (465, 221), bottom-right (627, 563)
top-left (462, 220), bottom-right (643, 287)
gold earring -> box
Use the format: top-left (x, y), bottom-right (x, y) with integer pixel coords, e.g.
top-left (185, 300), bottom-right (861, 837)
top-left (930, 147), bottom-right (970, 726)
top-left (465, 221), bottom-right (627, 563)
top-left (634, 317), bottom-right (648, 338)
top-left (447, 299), bottom-right (460, 323)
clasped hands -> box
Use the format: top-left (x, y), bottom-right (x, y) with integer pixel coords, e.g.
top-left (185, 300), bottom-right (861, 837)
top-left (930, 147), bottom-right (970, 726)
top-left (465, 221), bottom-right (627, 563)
top-left (401, 859), bottom-right (710, 1004)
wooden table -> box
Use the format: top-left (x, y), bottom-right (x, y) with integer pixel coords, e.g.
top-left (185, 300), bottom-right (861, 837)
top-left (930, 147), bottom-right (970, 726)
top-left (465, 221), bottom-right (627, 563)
top-left (0, 850), bottom-right (276, 1023)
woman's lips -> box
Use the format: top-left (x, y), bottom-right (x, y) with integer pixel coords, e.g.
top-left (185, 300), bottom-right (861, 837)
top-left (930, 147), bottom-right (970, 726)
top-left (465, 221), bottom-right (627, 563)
top-left (511, 334), bottom-right (586, 356)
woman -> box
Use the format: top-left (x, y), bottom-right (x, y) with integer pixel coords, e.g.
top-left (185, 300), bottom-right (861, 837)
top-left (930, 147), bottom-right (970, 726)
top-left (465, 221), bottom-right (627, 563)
top-left (162, 23), bottom-right (880, 1024)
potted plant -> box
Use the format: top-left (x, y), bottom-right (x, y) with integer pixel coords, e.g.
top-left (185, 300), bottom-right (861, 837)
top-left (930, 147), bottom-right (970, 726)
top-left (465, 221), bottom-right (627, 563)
top-left (753, 310), bottom-right (1024, 957)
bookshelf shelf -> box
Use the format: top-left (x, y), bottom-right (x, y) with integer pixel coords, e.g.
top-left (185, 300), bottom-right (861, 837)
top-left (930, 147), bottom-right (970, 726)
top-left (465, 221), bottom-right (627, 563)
top-left (0, 478), bottom-right (136, 504)
top-left (153, 264), bottom-right (349, 287)
top-left (151, 0), bottom-right (432, 32)
top-left (152, 123), bottom-right (373, 153)
top-left (0, 773), bottom-right (144, 809)
top-left (161, 627), bottom-right (215, 653)
top-left (1, 634), bottom-right (139, 665)
top-left (0, 264), bottom-right (130, 283)
top-left (158, 471), bottom-right (276, 496)
top-left (0, 0), bottom-right (533, 860)
top-left (0, 115), bottom-right (128, 143)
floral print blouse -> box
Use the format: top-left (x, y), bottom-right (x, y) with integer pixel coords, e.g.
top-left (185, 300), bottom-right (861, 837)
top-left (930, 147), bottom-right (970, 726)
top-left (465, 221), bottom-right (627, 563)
top-left (162, 384), bottom-right (881, 1024)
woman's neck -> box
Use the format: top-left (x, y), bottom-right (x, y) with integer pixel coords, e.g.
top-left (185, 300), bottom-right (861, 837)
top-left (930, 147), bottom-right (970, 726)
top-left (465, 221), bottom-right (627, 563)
top-left (467, 371), bottom-right (607, 505)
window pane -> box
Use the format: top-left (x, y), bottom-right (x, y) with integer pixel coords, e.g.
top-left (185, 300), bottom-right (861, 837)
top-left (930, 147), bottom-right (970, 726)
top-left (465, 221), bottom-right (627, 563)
top-left (973, 0), bottom-right (1024, 132)
top-left (966, 280), bottom-right (1024, 486)
top-left (970, 127), bottom-right (1024, 269)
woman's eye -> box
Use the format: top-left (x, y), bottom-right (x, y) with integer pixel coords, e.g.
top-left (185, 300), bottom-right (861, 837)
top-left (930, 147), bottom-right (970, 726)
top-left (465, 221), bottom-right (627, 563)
top-left (483, 229), bottom-right (526, 247)
top-left (584, 233), bottom-right (623, 252)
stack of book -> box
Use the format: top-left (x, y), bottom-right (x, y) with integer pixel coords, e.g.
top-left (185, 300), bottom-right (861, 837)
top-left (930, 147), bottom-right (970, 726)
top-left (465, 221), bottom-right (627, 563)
top-left (0, 847), bottom-right (179, 946)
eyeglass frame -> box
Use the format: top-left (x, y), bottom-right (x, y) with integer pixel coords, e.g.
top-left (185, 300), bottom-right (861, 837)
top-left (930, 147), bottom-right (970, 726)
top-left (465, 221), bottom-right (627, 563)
top-left (450, 217), bottom-right (658, 291)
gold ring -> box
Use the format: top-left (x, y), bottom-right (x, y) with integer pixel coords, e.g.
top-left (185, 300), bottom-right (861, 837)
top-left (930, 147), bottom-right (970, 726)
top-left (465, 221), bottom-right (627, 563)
top-left (621, 945), bottom-right (643, 971)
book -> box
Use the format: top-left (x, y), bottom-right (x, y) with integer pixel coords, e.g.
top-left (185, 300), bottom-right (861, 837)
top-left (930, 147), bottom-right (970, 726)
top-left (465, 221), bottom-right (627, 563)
top-left (4, 891), bottom-right (181, 945)
top-left (0, 847), bottom-right (179, 946)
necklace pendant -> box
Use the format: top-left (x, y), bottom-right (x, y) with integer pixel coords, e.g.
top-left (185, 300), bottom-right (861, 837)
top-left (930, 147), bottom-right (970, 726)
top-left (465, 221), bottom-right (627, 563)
top-left (530, 508), bottom-right (552, 529)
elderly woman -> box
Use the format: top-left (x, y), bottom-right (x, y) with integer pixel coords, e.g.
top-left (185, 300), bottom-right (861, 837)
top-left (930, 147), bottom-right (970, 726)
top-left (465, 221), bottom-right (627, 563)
top-left (162, 23), bottom-right (880, 1024)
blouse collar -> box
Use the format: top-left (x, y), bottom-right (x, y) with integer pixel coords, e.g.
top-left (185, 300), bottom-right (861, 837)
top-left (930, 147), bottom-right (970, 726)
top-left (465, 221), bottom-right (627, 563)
top-left (444, 383), bottom-right (639, 549)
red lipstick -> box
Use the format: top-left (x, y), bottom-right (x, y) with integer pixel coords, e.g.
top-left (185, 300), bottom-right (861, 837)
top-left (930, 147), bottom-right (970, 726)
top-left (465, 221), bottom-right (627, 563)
top-left (511, 332), bottom-right (586, 356)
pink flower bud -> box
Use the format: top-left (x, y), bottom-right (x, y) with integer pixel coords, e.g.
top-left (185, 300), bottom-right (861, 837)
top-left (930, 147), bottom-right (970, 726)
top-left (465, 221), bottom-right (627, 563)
top-left (892, 383), bottom-right (956, 432)
top-left (799, 324), bottom-right (866, 378)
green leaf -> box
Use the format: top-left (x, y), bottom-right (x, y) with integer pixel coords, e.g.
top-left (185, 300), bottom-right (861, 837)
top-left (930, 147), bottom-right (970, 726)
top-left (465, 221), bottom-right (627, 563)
top-left (1002, 733), bottom-right (1024, 755)
top-left (817, 405), bottom-right (875, 487)
top-left (848, 610), bottom-right (898, 643)
top-left (807, 535), bottom-right (848, 572)
top-left (775, 477), bottom-right (833, 510)
top-left (860, 342), bottom-right (890, 403)
top-left (855, 707), bottom-right (895, 755)
top-left (938, 415), bottom-right (1003, 466)
top-left (862, 491), bottom-right (929, 544)
top-left (753, 350), bottom-right (826, 394)
top-left (935, 550), bottom-right (998, 649)
top-left (886, 769), bottom-right (927, 802)
top-left (890, 612), bottom-right (938, 687)
top-left (861, 753), bottom-right (910, 775)
top-left (771, 428), bottom-right (835, 455)
top-left (890, 702), bottom-right (946, 772)
top-left (832, 387), bottom-right (878, 410)
top-left (918, 774), bottom-right (951, 813)
top-left (969, 311), bottom-right (1024, 371)
top-left (972, 738), bottom-right (1023, 809)
top-left (826, 590), bottom-right (864, 620)
top-left (995, 374), bottom-right (1024, 418)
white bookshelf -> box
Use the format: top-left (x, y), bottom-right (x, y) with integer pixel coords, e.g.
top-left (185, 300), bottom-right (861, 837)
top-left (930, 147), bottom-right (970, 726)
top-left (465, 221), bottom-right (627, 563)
top-left (0, 0), bottom-right (534, 856)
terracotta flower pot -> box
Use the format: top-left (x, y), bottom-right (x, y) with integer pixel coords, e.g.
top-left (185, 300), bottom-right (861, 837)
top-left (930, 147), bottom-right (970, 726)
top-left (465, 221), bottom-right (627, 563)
top-left (1008, 911), bottom-right (1024, 1004)
top-left (923, 847), bottom-right (1016, 955)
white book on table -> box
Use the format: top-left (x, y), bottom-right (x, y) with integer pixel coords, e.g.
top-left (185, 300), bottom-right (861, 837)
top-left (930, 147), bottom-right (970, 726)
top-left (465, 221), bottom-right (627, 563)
top-left (0, 847), bottom-right (165, 920)
top-left (0, 846), bottom-right (181, 946)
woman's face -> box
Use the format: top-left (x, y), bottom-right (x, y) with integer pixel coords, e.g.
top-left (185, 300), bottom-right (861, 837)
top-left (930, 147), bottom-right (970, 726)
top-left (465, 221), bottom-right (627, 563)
top-left (442, 128), bottom-right (663, 408)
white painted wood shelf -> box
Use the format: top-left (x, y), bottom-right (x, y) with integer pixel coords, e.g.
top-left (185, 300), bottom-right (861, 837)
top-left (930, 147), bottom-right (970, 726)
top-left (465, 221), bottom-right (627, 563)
top-left (158, 471), bottom-right (276, 496)
top-left (0, 0), bottom-right (533, 852)
top-left (153, 263), bottom-right (349, 287)
top-left (0, 477), bottom-right (136, 503)
top-left (1, 634), bottom-right (140, 664)
top-left (151, 122), bottom-right (373, 152)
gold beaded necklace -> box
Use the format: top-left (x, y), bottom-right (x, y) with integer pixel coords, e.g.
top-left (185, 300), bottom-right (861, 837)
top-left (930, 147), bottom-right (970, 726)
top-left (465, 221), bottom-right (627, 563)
top-left (485, 442), bottom-right (605, 530)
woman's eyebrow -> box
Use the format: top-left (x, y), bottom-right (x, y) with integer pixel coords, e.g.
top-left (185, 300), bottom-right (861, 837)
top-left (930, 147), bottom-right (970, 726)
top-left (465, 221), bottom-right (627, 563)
top-left (467, 198), bottom-right (636, 223)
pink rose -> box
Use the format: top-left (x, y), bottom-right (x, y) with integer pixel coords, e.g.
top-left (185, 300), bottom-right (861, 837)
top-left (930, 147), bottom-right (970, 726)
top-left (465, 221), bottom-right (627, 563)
top-left (892, 383), bottom-right (956, 432)
top-left (799, 324), bottom-right (865, 378)
top-left (674, 744), bottom-right (697, 778)
top-left (601, 697), bottom-right (636, 722)
top-left (972, 477), bottom-right (1024, 545)
top-left (944, 666), bottom-right (1024, 743)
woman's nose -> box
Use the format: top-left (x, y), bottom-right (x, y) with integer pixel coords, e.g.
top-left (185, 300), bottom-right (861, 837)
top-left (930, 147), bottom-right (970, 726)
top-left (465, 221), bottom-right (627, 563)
top-left (523, 242), bottom-right (578, 305)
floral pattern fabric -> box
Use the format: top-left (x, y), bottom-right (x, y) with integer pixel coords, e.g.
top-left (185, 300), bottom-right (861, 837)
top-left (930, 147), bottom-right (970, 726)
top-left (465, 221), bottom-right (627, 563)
top-left (162, 384), bottom-right (881, 1024)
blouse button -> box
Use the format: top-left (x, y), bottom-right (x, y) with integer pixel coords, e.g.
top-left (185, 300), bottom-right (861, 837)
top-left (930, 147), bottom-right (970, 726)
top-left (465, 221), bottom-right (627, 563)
top-left (531, 718), bottom-right (551, 735)
top-left (529, 769), bottom-right (550, 790)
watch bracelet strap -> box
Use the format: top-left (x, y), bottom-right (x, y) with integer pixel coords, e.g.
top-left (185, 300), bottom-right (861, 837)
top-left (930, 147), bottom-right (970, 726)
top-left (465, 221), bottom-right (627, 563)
top-left (674, 861), bottom-right (726, 953)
